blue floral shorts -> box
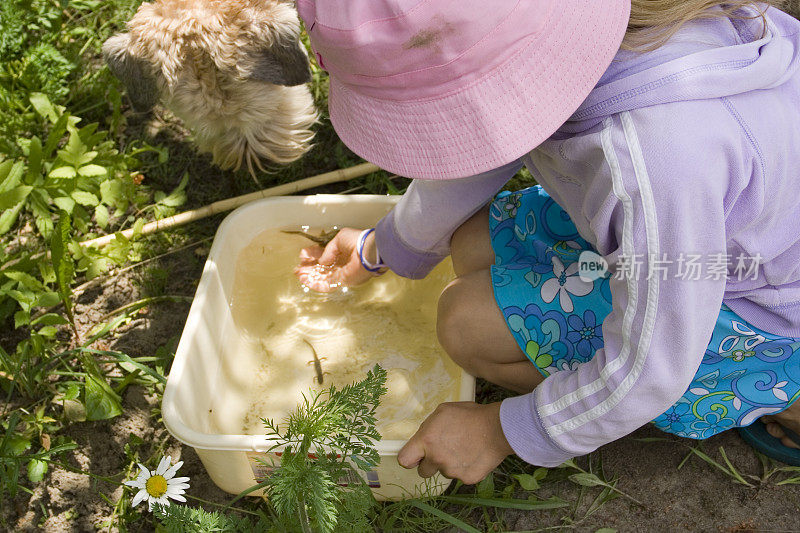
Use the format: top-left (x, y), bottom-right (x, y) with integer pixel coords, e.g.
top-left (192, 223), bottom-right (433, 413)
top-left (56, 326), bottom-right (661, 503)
top-left (490, 186), bottom-right (800, 439)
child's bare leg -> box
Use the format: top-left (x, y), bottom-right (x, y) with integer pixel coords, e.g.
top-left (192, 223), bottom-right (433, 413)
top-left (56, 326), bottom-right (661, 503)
top-left (437, 270), bottom-right (544, 393)
top-left (450, 206), bottom-right (495, 276)
top-left (438, 207), bottom-right (544, 393)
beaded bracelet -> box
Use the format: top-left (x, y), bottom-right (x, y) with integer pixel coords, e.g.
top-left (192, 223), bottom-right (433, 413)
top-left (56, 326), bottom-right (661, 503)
top-left (357, 228), bottom-right (387, 274)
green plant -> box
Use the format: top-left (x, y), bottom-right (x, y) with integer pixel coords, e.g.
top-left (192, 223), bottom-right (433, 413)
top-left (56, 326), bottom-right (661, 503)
top-left (261, 364), bottom-right (387, 533)
top-left (152, 503), bottom-right (273, 533)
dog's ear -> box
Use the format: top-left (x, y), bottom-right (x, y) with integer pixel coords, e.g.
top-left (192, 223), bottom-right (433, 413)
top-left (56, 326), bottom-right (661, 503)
top-left (102, 34), bottom-right (160, 112)
top-left (249, 38), bottom-right (312, 87)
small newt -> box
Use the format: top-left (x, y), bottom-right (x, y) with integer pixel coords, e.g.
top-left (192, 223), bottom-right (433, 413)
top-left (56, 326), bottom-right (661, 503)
top-left (282, 229), bottom-right (340, 247)
top-left (303, 338), bottom-right (325, 384)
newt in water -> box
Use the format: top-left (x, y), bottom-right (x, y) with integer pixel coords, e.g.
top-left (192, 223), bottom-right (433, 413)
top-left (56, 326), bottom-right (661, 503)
top-left (281, 228), bottom-right (340, 247)
top-left (303, 338), bottom-right (326, 384)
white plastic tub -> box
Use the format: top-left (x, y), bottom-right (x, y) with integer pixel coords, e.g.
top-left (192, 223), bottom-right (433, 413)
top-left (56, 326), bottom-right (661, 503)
top-left (162, 195), bottom-right (475, 501)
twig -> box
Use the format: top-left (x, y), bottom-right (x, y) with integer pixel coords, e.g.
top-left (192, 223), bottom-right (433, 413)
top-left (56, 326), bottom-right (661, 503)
top-left (80, 162), bottom-right (380, 249)
top-left (0, 162), bottom-right (380, 271)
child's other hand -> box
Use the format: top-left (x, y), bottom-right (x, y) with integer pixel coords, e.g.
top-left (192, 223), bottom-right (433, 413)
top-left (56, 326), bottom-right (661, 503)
top-left (294, 228), bottom-right (376, 292)
top-left (397, 402), bottom-right (514, 485)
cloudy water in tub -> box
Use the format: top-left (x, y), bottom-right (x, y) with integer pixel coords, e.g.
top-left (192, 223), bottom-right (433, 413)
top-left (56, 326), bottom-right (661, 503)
top-left (209, 228), bottom-right (461, 441)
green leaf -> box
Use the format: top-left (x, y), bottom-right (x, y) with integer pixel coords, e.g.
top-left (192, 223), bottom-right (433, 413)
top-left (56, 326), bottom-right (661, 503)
top-left (38, 325), bottom-right (58, 338)
top-left (408, 501), bottom-right (481, 533)
top-left (71, 191), bottom-right (99, 207)
top-left (77, 164), bottom-right (106, 178)
top-left (50, 211), bottom-right (74, 318)
top-left (48, 166), bottom-right (77, 179)
top-left (0, 160), bottom-right (13, 184)
top-left (0, 202), bottom-right (25, 235)
top-left (30, 189), bottom-right (54, 238)
top-left (26, 137), bottom-right (43, 184)
top-left (30, 93), bottom-right (58, 122)
top-left (131, 217), bottom-right (145, 238)
top-left (32, 313), bottom-right (69, 326)
top-left (475, 473), bottom-right (494, 498)
top-left (44, 114), bottom-right (70, 158)
top-left (84, 375), bottom-right (122, 421)
top-left (53, 196), bottom-right (76, 213)
top-left (533, 467), bottom-right (549, 480)
top-left (4, 271), bottom-right (44, 291)
top-left (8, 436), bottom-right (32, 456)
top-left (99, 179), bottom-right (123, 206)
top-left (0, 186), bottom-right (33, 210)
top-left (58, 127), bottom-right (88, 167)
top-left (514, 473), bottom-right (540, 491)
top-left (77, 151), bottom-right (98, 166)
top-left (158, 173), bottom-right (188, 208)
top-left (63, 384), bottom-right (81, 401)
top-left (94, 204), bottom-right (109, 228)
top-left (27, 459), bottom-right (48, 483)
top-left (0, 161), bottom-right (25, 193)
top-left (569, 472), bottom-right (607, 488)
top-left (35, 291), bottom-right (61, 308)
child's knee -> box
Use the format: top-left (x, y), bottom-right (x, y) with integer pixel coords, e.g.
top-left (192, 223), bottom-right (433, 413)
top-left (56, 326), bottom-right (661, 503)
top-left (436, 280), bottom-right (479, 370)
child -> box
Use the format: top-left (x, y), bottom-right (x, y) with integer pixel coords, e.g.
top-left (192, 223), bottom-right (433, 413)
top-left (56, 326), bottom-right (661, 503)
top-left (294, 0), bottom-right (800, 483)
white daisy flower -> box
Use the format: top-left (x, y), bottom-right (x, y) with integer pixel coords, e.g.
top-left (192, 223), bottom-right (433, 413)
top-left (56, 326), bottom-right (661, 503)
top-left (124, 456), bottom-right (190, 511)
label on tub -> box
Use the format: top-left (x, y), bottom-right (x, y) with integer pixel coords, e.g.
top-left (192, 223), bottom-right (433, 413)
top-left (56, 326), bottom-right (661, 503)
top-left (246, 451), bottom-right (380, 488)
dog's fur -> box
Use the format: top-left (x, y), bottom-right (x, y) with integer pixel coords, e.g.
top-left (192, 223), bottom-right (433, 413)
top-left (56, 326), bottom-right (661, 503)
top-left (103, 0), bottom-right (317, 176)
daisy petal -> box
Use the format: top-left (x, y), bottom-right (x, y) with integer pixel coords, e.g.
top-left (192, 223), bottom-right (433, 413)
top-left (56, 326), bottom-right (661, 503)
top-left (124, 479), bottom-right (144, 488)
top-left (137, 464), bottom-right (151, 477)
top-left (156, 456), bottom-right (171, 476)
top-left (163, 461), bottom-right (184, 480)
top-left (169, 476), bottom-right (190, 484)
top-left (169, 483), bottom-right (190, 491)
top-left (131, 489), bottom-right (147, 507)
top-left (169, 494), bottom-right (187, 503)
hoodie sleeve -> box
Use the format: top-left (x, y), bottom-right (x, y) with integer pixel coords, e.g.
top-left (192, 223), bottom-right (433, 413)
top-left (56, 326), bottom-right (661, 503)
top-left (375, 159), bottom-right (523, 279)
top-left (500, 107), bottom-right (745, 466)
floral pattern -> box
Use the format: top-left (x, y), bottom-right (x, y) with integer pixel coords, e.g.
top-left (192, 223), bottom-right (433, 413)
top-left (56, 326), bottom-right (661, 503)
top-left (490, 185), bottom-right (800, 440)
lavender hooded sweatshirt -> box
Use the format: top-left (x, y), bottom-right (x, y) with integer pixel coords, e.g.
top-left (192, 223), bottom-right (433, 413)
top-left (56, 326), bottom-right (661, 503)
top-left (372, 7), bottom-right (800, 467)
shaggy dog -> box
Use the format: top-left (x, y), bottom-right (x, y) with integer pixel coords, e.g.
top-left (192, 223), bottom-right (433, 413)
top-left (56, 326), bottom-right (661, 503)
top-left (103, 0), bottom-right (317, 176)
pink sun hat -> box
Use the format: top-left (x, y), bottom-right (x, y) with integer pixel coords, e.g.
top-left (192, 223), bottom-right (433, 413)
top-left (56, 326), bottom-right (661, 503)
top-left (296, 0), bottom-right (631, 180)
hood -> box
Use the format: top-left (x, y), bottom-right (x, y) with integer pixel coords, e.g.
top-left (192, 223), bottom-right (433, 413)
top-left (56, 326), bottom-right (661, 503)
top-left (560, 5), bottom-right (800, 133)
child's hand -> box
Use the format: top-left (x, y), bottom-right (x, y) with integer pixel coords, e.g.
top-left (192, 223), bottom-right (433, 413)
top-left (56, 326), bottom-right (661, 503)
top-left (294, 227), bottom-right (377, 292)
top-left (397, 401), bottom-right (514, 485)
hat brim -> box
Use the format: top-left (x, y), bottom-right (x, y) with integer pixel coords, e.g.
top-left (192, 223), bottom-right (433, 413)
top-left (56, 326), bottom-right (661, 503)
top-left (327, 0), bottom-right (631, 180)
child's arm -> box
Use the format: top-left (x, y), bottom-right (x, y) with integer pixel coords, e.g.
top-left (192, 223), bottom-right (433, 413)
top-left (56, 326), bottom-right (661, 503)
top-left (500, 111), bottom-right (741, 466)
top-left (375, 159), bottom-right (524, 278)
top-left (296, 159), bottom-right (523, 290)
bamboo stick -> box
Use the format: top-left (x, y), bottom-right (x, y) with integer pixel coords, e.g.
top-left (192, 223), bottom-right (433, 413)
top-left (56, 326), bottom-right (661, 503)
top-left (78, 162), bottom-right (380, 249)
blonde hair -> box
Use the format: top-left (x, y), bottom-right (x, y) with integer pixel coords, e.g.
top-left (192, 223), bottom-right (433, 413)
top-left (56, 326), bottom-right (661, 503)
top-left (623, 0), bottom-right (784, 51)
